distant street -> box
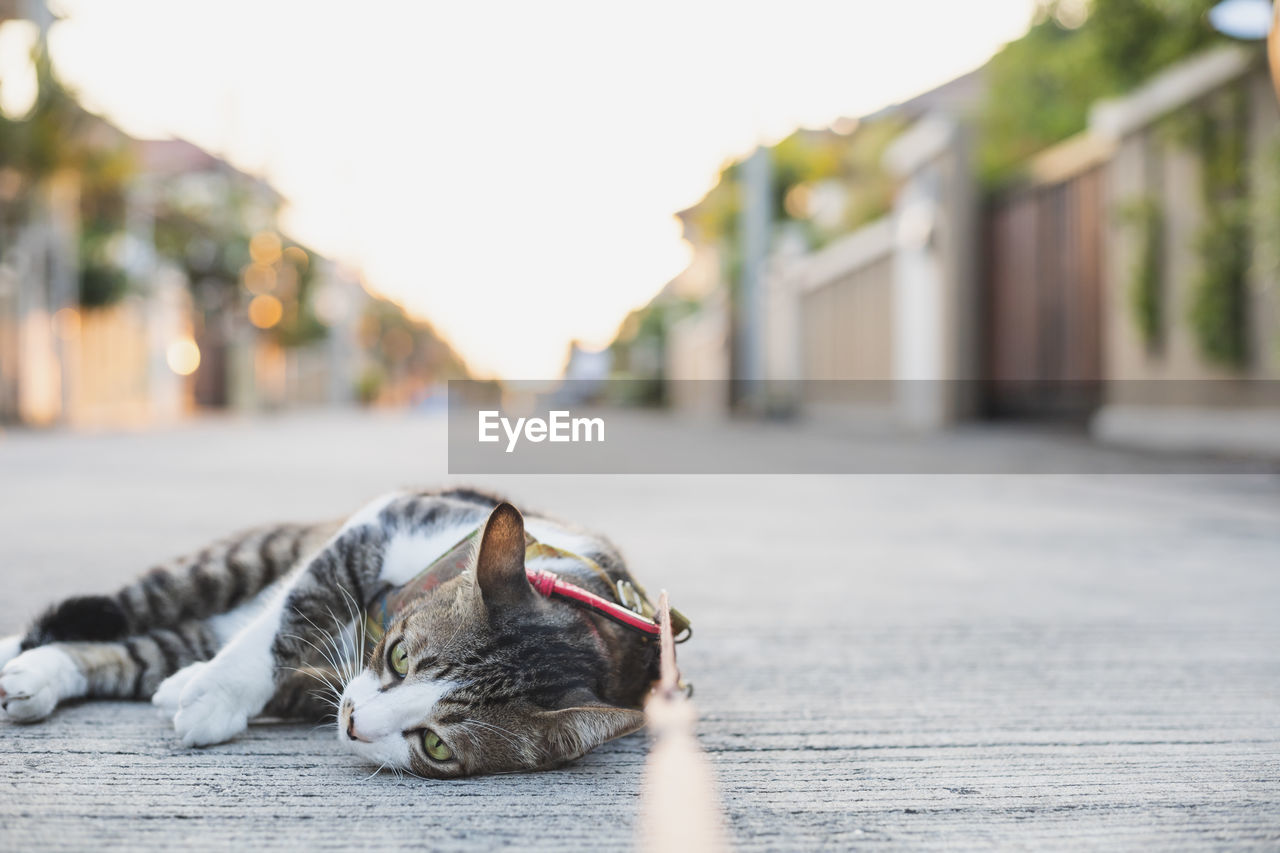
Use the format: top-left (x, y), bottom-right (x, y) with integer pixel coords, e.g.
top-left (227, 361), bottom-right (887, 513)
top-left (1, 411), bottom-right (1278, 849)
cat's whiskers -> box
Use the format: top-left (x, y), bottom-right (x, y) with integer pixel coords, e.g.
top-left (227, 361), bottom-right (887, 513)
top-left (322, 602), bottom-right (361, 685)
top-left (282, 618), bottom-right (348, 676)
top-left (281, 663), bottom-right (341, 697)
top-left (284, 611), bottom-right (346, 670)
top-left (396, 765), bottom-right (431, 782)
top-left (337, 585), bottom-right (375, 691)
top-left (326, 586), bottom-right (369, 686)
top-left (280, 633), bottom-right (346, 684)
top-left (281, 665), bottom-right (343, 715)
top-left (289, 609), bottom-right (350, 677)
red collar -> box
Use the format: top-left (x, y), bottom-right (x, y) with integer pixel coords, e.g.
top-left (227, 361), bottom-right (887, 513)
top-left (526, 568), bottom-right (662, 637)
top-left (363, 527), bottom-right (691, 653)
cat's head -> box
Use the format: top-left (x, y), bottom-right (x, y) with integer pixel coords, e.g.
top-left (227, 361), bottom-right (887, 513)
top-left (337, 502), bottom-right (646, 777)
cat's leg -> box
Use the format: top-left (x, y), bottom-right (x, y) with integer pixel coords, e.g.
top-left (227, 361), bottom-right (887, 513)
top-left (1, 520), bottom-right (333, 718)
top-left (15, 522), bottom-right (333, 658)
top-left (168, 492), bottom-right (450, 746)
top-left (0, 621), bottom-right (220, 722)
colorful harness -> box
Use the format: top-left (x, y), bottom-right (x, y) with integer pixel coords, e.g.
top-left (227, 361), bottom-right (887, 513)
top-left (361, 527), bottom-right (691, 659)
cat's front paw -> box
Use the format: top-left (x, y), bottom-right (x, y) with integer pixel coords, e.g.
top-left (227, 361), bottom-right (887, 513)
top-left (152, 661), bottom-right (208, 720)
top-left (172, 665), bottom-right (260, 747)
top-left (0, 647), bottom-right (84, 723)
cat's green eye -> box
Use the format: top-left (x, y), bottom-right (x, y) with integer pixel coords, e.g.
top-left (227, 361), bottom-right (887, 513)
top-left (388, 641), bottom-right (409, 677)
top-left (422, 729), bottom-right (452, 761)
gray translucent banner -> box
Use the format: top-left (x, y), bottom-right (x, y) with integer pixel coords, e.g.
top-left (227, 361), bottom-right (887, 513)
top-left (446, 380), bottom-right (1280, 474)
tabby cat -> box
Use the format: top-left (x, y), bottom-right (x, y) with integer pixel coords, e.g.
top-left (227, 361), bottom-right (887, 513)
top-left (0, 489), bottom-right (664, 777)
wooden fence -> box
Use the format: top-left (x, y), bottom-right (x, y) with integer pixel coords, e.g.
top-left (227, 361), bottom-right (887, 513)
top-left (788, 218), bottom-right (897, 412)
top-left (983, 139), bottom-right (1107, 417)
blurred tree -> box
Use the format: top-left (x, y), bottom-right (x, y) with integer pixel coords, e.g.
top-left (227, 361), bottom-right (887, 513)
top-left (0, 51), bottom-right (87, 194)
top-left (979, 0), bottom-right (1225, 185)
top-left (0, 44), bottom-right (135, 307)
top-left (606, 115), bottom-right (911, 387)
top-left (77, 145), bottom-right (135, 308)
top-left (356, 296), bottom-right (468, 403)
top-left (686, 118), bottom-right (909, 258)
top-left (607, 294), bottom-right (701, 403)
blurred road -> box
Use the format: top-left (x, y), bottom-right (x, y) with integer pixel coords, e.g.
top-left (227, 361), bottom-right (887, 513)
top-left (1, 411), bottom-right (1278, 850)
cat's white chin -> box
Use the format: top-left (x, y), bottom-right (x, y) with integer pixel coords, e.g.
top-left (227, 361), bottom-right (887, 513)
top-left (342, 732), bottom-right (413, 769)
top-left (338, 671), bottom-right (414, 768)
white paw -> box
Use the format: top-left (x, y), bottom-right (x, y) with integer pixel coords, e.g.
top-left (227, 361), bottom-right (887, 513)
top-left (0, 635), bottom-right (21, 669)
top-left (152, 661), bottom-right (209, 720)
top-left (0, 647), bottom-right (85, 723)
top-left (172, 665), bottom-right (266, 747)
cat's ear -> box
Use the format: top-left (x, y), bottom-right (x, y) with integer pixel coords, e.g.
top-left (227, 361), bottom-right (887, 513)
top-left (474, 502), bottom-right (533, 608)
top-left (538, 704), bottom-right (646, 763)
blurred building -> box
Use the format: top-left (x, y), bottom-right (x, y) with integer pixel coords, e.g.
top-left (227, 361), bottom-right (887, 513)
top-left (621, 66), bottom-right (986, 422)
top-left (0, 0), bottom-right (463, 427)
top-left (603, 32), bottom-right (1280, 455)
top-left (0, 0), bottom-right (72, 424)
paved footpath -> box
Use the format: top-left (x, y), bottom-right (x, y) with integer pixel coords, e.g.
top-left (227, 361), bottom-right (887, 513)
top-left (0, 411), bottom-right (1277, 850)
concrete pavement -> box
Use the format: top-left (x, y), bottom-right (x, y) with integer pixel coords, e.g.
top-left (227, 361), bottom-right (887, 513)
top-left (1, 411), bottom-right (1278, 849)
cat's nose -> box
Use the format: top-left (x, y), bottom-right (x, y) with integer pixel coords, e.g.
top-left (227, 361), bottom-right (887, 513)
top-left (346, 713), bottom-right (373, 743)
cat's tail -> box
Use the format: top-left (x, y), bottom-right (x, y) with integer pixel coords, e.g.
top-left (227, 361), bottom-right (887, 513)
top-left (18, 521), bottom-right (336, 653)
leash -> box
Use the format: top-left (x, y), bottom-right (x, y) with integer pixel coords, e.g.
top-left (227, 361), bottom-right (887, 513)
top-left (363, 527), bottom-right (691, 656)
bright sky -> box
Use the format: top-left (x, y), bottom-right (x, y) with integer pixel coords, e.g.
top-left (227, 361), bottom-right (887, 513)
top-left (45, 0), bottom-right (1036, 379)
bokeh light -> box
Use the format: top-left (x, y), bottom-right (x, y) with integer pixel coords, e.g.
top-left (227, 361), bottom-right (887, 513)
top-left (249, 231), bottom-right (282, 266)
top-left (165, 337), bottom-right (201, 376)
top-left (248, 294), bottom-right (284, 329)
top-left (243, 262), bottom-right (277, 294)
top-left (0, 20), bottom-right (40, 120)
top-left (282, 246), bottom-right (309, 270)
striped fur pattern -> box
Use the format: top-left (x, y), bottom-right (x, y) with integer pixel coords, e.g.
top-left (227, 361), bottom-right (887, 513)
top-left (0, 489), bottom-right (660, 777)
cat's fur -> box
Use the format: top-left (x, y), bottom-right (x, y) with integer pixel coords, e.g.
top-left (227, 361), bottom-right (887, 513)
top-left (0, 489), bottom-right (660, 777)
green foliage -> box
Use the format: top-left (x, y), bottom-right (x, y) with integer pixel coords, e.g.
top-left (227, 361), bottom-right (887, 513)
top-left (152, 186), bottom-right (253, 287)
top-left (1087, 0), bottom-right (1222, 88)
top-left (1190, 204), bottom-right (1249, 366)
top-left (359, 296), bottom-right (468, 380)
top-left (0, 51), bottom-right (87, 187)
top-left (607, 294), bottom-right (701, 401)
top-left (1253, 139), bottom-right (1280, 287)
top-left (661, 116), bottom-right (910, 374)
top-left (270, 245), bottom-right (326, 348)
top-left (978, 15), bottom-right (1107, 183)
top-left (355, 364), bottom-right (387, 405)
top-left (76, 147), bottom-right (135, 309)
top-left (771, 119), bottom-right (906, 241)
top-left (0, 44), bottom-right (136, 306)
top-left (685, 119), bottom-right (908, 255)
top-left (1182, 88), bottom-right (1250, 368)
top-left (978, 0), bottom-right (1222, 185)
top-left (1118, 197), bottom-right (1163, 349)
top-left (77, 220), bottom-right (128, 307)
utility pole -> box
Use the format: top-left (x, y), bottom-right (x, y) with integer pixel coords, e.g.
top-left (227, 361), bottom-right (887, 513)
top-left (735, 145), bottom-right (771, 411)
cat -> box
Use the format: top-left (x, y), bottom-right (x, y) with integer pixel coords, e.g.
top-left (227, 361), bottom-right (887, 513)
top-left (0, 488), bottom-right (667, 778)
